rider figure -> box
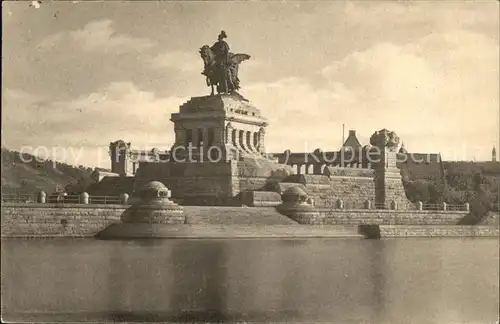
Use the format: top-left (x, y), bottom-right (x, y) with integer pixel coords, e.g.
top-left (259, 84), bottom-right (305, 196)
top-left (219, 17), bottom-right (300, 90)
top-left (210, 31), bottom-right (233, 92)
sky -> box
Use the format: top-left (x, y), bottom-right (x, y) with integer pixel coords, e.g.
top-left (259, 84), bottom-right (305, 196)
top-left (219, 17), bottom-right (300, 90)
top-left (2, 0), bottom-right (499, 167)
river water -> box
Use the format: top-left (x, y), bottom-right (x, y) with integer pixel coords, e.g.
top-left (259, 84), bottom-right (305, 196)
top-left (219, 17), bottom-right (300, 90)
top-left (1, 238), bottom-right (499, 323)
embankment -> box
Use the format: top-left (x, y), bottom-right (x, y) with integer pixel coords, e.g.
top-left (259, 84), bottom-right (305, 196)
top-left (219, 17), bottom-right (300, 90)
top-left (1, 203), bottom-right (125, 238)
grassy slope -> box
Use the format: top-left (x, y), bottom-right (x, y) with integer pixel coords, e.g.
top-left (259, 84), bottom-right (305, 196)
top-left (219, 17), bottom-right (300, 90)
top-left (1, 148), bottom-right (95, 195)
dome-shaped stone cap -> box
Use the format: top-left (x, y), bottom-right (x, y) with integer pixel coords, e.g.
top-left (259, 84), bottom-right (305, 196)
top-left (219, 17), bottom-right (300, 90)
top-left (282, 186), bottom-right (307, 197)
top-left (142, 181), bottom-right (167, 191)
top-left (139, 181), bottom-right (170, 199)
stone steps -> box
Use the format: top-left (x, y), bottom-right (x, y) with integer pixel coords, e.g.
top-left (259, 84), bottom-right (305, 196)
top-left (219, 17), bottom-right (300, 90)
top-left (183, 206), bottom-right (298, 225)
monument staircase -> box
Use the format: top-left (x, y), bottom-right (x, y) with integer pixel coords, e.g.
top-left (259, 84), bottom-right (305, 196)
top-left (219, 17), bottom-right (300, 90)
top-left (183, 206), bottom-right (298, 225)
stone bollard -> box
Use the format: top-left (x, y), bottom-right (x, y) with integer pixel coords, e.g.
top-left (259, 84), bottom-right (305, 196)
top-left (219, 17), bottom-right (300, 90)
top-left (37, 191), bottom-right (46, 203)
top-left (120, 193), bottom-right (130, 205)
top-left (336, 199), bottom-right (344, 210)
top-left (464, 202), bottom-right (470, 212)
top-left (442, 202), bottom-right (447, 211)
top-left (364, 200), bottom-right (372, 209)
top-left (417, 201), bottom-right (423, 211)
top-left (80, 192), bottom-right (89, 204)
top-left (390, 200), bottom-right (398, 210)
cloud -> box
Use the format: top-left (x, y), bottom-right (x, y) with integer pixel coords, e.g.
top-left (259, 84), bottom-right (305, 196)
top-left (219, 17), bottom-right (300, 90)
top-left (3, 83), bottom-right (187, 166)
top-left (39, 19), bottom-right (156, 53)
top-left (241, 29), bottom-right (499, 161)
top-left (150, 50), bottom-right (202, 72)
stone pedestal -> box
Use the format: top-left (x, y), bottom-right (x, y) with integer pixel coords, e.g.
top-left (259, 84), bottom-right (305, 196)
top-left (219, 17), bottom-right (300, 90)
top-left (132, 93), bottom-right (293, 206)
top-left (370, 129), bottom-right (412, 210)
top-left (169, 93), bottom-right (269, 162)
top-left (121, 181), bottom-right (185, 224)
top-left (276, 187), bottom-right (322, 224)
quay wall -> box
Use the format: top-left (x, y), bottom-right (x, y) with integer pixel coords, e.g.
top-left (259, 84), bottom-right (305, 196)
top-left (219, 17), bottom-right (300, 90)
top-left (277, 206), bottom-right (468, 225)
top-left (1, 203), bottom-right (126, 238)
top-left (359, 225), bottom-right (500, 238)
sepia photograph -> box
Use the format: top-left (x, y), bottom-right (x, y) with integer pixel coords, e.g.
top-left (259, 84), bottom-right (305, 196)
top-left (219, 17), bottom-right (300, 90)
top-left (1, 0), bottom-right (499, 323)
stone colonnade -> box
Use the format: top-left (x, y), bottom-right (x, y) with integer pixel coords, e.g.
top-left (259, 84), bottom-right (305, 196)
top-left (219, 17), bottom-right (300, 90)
top-left (290, 162), bottom-right (372, 175)
top-left (225, 122), bottom-right (265, 154)
top-left (174, 123), bottom-right (265, 153)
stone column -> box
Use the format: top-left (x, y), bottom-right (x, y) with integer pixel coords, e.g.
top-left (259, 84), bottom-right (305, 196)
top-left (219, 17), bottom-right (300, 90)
top-left (174, 125), bottom-right (186, 148)
top-left (202, 127), bottom-right (209, 153)
top-left (258, 127), bottom-right (266, 153)
top-left (246, 131), bottom-right (257, 152)
top-left (192, 128), bottom-right (200, 148)
top-left (253, 132), bottom-right (259, 151)
top-left (239, 130), bottom-right (247, 152)
top-left (225, 123), bottom-right (233, 144)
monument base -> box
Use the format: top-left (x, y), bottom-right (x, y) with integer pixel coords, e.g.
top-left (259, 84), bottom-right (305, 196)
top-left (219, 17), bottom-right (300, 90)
top-left (134, 158), bottom-right (293, 206)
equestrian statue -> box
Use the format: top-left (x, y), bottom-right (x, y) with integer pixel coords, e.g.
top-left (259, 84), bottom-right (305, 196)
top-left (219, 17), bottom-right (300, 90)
top-left (200, 31), bottom-right (251, 95)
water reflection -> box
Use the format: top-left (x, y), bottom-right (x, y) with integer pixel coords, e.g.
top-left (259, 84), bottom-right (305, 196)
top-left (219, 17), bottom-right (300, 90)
top-left (169, 240), bottom-right (228, 322)
top-left (1, 238), bottom-right (499, 323)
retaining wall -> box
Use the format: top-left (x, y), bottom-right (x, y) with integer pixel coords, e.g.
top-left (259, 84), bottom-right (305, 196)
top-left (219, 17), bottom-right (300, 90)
top-left (279, 207), bottom-right (468, 225)
top-left (360, 225), bottom-right (500, 238)
top-left (1, 203), bottom-right (126, 237)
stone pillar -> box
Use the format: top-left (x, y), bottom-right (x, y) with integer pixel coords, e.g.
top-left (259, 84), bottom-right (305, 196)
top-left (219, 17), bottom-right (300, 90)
top-left (464, 202), bottom-right (470, 212)
top-left (192, 128), bottom-right (200, 147)
top-left (364, 200), bottom-right (372, 209)
top-left (246, 131), bottom-right (254, 152)
top-left (417, 201), bottom-right (423, 210)
top-left (239, 130), bottom-right (250, 153)
top-left (371, 129), bottom-right (405, 210)
top-left (174, 125), bottom-right (186, 148)
top-left (120, 193), bottom-right (129, 205)
top-left (80, 192), bottom-right (89, 204)
top-left (37, 191), bottom-right (46, 203)
top-left (225, 123), bottom-right (233, 144)
top-left (258, 127), bottom-right (266, 154)
top-left (442, 202), bottom-right (447, 211)
top-left (253, 132), bottom-right (259, 151)
top-left (390, 200), bottom-right (397, 210)
top-left (336, 199), bottom-right (344, 210)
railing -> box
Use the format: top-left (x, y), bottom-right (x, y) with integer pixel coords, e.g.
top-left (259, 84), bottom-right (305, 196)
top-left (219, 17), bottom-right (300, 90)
top-left (88, 196), bottom-right (122, 204)
top-left (1, 194), bottom-right (37, 203)
top-left (420, 203), bottom-right (465, 211)
top-left (312, 199), bottom-right (469, 212)
top-left (1, 192), bottom-right (129, 205)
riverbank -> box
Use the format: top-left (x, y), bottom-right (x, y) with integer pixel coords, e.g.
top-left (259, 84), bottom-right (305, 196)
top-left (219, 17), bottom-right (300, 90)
top-left (95, 224), bottom-right (499, 239)
top-left (2, 203), bottom-right (498, 239)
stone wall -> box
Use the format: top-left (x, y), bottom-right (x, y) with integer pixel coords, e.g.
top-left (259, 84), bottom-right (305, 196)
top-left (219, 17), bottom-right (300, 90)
top-left (285, 174), bottom-right (376, 208)
top-left (134, 161), bottom-right (234, 205)
top-left (279, 207), bottom-right (468, 225)
top-left (134, 159), bottom-right (292, 205)
top-left (1, 203), bottom-right (125, 237)
top-left (375, 225), bottom-right (499, 238)
top-left (232, 159), bottom-right (292, 194)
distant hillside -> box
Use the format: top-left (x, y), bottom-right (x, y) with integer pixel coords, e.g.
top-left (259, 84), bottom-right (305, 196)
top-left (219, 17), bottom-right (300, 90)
top-left (401, 159), bottom-right (499, 212)
top-left (1, 148), bottom-right (96, 196)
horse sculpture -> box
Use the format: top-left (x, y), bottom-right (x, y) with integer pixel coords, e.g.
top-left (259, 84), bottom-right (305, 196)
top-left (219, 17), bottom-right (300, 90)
top-left (199, 45), bottom-right (251, 95)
